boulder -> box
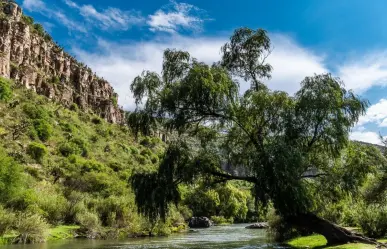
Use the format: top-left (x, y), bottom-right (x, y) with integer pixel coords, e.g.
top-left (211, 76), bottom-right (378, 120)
top-left (188, 217), bottom-right (213, 228)
top-left (245, 222), bottom-right (269, 229)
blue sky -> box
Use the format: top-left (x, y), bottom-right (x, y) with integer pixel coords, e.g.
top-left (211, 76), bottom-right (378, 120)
top-left (20, 0), bottom-right (387, 144)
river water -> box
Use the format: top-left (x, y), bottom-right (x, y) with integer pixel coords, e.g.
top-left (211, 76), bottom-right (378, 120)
top-left (0, 224), bottom-right (288, 249)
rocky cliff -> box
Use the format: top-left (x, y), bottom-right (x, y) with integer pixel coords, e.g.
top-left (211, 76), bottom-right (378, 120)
top-left (0, 1), bottom-right (124, 123)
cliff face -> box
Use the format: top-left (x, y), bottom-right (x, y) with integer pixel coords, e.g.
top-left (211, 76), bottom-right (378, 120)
top-left (0, 1), bottom-right (124, 124)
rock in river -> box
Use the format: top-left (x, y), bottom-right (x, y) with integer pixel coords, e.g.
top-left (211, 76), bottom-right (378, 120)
top-left (188, 217), bottom-right (213, 228)
top-left (245, 222), bottom-right (269, 229)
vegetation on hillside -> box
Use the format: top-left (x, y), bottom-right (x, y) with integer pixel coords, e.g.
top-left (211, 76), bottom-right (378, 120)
top-left (0, 76), bottom-right (258, 244)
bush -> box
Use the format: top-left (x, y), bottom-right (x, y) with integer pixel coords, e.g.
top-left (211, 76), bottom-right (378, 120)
top-left (58, 138), bottom-right (88, 157)
top-left (22, 15), bottom-right (34, 25)
top-left (91, 117), bottom-right (102, 125)
top-left (22, 104), bottom-right (49, 120)
top-left (27, 142), bottom-right (47, 163)
top-left (14, 213), bottom-right (48, 244)
top-left (211, 216), bottom-right (234, 225)
top-left (33, 119), bottom-right (52, 142)
top-left (0, 77), bottom-right (12, 102)
top-left (356, 203), bottom-right (387, 238)
top-left (0, 149), bottom-right (24, 203)
top-left (76, 211), bottom-right (101, 232)
top-left (33, 23), bottom-right (45, 37)
top-left (70, 103), bottom-right (79, 112)
top-left (0, 206), bottom-right (16, 236)
top-left (35, 188), bottom-right (67, 225)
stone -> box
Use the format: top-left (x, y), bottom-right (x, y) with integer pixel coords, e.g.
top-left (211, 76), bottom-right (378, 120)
top-left (0, 1), bottom-right (124, 124)
top-left (245, 222), bottom-right (269, 229)
top-left (188, 217), bottom-right (213, 228)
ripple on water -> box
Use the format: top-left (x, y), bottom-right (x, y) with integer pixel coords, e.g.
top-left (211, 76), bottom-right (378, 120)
top-left (0, 224), bottom-right (289, 249)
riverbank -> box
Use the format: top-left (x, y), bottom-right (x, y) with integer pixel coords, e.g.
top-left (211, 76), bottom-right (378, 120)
top-left (287, 235), bottom-right (387, 249)
top-left (0, 225), bottom-right (80, 245)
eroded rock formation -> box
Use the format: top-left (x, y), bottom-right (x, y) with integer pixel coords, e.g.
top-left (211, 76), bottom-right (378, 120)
top-left (0, 1), bottom-right (124, 123)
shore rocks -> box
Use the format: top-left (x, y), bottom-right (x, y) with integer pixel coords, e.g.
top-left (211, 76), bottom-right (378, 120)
top-left (245, 222), bottom-right (269, 229)
top-left (188, 217), bottom-right (213, 228)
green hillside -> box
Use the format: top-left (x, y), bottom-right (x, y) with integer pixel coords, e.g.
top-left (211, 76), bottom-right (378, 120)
top-left (0, 77), bottom-right (176, 243)
top-left (0, 77), bottom-right (255, 244)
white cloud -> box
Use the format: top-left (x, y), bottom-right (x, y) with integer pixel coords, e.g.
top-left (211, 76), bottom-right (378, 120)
top-left (64, 0), bottom-right (144, 31)
top-left (338, 52), bottom-right (387, 93)
top-left (267, 34), bottom-right (327, 95)
top-left (357, 99), bottom-right (387, 127)
top-left (350, 131), bottom-right (383, 145)
top-left (22, 0), bottom-right (46, 11)
top-left (148, 1), bottom-right (207, 33)
top-left (22, 0), bottom-right (86, 33)
top-left (72, 34), bottom-right (327, 110)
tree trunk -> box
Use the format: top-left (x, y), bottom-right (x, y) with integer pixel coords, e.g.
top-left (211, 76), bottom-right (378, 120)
top-left (287, 212), bottom-right (381, 246)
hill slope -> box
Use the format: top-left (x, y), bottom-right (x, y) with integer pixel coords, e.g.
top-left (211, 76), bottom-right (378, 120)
top-left (0, 77), bottom-right (186, 243)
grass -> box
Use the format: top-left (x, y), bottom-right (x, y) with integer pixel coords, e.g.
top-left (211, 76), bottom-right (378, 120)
top-left (48, 225), bottom-right (80, 241)
top-left (287, 235), bottom-right (386, 249)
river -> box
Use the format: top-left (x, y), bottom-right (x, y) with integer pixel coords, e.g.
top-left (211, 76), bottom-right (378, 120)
top-left (0, 224), bottom-right (288, 249)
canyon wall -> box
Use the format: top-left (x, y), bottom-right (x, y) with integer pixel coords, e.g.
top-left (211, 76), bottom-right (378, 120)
top-left (0, 1), bottom-right (124, 123)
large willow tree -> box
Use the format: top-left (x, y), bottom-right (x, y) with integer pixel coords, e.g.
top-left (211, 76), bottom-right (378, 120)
top-left (129, 28), bottom-right (381, 245)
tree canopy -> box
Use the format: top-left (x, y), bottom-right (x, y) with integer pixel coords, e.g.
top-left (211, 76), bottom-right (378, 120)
top-left (129, 27), bottom-right (383, 245)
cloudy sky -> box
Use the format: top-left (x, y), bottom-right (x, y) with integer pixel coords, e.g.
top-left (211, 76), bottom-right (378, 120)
top-left (21, 0), bottom-right (387, 144)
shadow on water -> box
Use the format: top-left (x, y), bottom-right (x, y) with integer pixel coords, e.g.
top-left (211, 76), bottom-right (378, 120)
top-left (0, 224), bottom-right (290, 249)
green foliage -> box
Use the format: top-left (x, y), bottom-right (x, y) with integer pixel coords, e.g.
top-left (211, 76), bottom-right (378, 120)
top-left (58, 138), bottom-right (88, 157)
top-left (33, 119), bottom-right (52, 141)
top-left (111, 96), bottom-right (118, 107)
top-left (23, 104), bottom-right (49, 120)
top-left (51, 76), bottom-right (60, 84)
top-left (22, 15), bottom-right (34, 25)
top-left (356, 203), bottom-right (387, 238)
top-left (211, 216), bottom-right (233, 225)
top-left (0, 206), bottom-right (16, 236)
top-left (0, 77), bottom-right (12, 102)
top-left (0, 149), bottom-right (23, 204)
top-left (129, 27), bottom-right (371, 244)
top-left (14, 213), bottom-right (49, 244)
top-left (33, 23), bottom-right (45, 37)
top-left (27, 142), bottom-right (47, 163)
top-left (76, 211), bottom-right (101, 232)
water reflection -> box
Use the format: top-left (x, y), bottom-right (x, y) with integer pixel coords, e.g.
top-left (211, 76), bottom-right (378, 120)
top-left (0, 224), bottom-right (288, 249)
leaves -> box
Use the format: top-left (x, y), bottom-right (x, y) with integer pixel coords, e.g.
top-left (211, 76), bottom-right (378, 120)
top-left (130, 27), bottom-right (373, 220)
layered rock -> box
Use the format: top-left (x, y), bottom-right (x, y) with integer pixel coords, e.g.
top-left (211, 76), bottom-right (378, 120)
top-left (0, 1), bottom-right (124, 123)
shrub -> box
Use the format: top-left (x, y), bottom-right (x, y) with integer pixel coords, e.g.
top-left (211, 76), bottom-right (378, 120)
top-left (22, 15), bottom-right (34, 25)
top-left (23, 104), bottom-right (49, 120)
top-left (76, 211), bottom-right (101, 232)
top-left (51, 76), bottom-right (60, 84)
top-left (0, 206), bottom-right (16, 236)
top-left (33, 23), bottom-right (45, 37)
top-left (59, 138), bottom-right (88, 157)
top-left (14, 213), bottom-right (49, 244)
top-left (27, 142), bottom-right (47, 163)
top-left (211, 216), bottom-right (234, 225)
top-left (70, 103), bottom-right (79, 112)
top-left (33, 119), bottom-right (52, 141)
top-left (356, 203), bottom-right (387, 238)
top-left (0, 149), bottom-right (24, 204)
top-left (91, 117), bottom-right (102, 124)
top-left (36, 189), bottom-right (67, 225)
top-left (0, 77), bottom-right (12, 102)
